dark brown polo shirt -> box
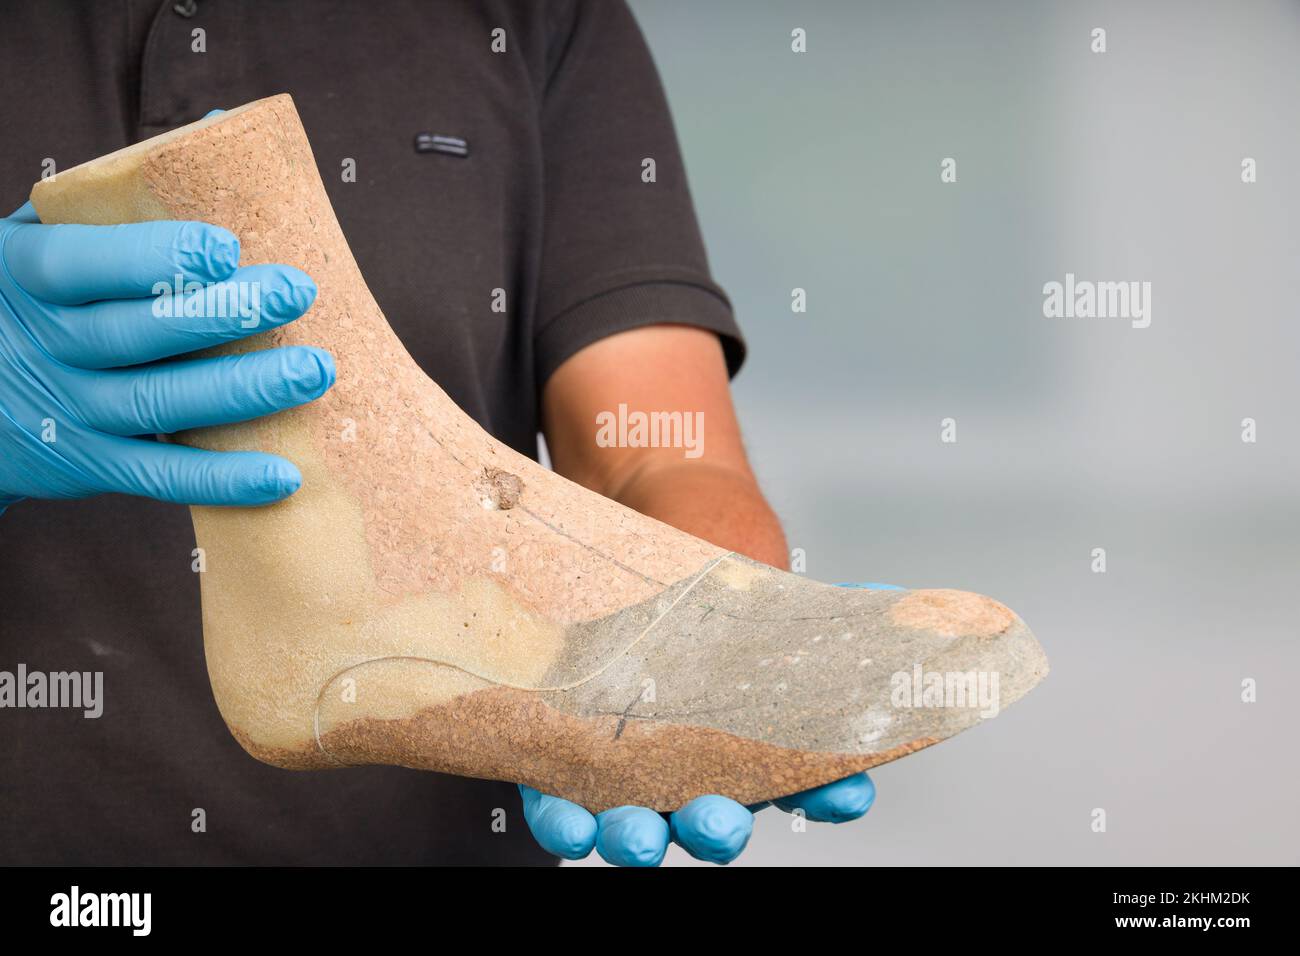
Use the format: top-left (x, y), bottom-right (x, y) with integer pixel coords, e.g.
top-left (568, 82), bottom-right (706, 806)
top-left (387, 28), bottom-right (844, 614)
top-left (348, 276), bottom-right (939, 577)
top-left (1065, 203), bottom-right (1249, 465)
top-left (0, 0), bottom-right (742, 864)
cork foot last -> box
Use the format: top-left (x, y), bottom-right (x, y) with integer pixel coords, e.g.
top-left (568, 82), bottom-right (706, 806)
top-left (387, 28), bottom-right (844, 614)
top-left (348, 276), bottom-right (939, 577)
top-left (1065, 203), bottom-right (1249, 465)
top-left (31, 96), bottom-right (1049, 812)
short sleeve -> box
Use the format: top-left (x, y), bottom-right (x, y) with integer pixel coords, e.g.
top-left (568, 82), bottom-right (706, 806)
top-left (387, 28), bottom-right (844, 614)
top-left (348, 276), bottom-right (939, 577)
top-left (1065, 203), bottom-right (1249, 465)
top-left (534, 0), bottom-right (745, 387)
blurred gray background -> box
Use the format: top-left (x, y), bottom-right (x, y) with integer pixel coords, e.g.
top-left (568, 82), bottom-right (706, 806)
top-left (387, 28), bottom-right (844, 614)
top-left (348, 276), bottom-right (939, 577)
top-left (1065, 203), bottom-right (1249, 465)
top-left (576, 0), bottom-right (1300, 866)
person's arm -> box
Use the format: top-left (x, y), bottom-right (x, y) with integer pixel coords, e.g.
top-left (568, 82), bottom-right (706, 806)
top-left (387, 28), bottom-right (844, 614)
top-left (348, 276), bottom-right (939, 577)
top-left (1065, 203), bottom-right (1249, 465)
top-left (542, 324), bottom-right (787, 569)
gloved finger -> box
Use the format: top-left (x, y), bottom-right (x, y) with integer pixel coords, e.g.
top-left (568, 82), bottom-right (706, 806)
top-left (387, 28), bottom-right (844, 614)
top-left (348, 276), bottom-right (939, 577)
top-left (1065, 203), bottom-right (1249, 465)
top-left (518, 785), bottom-right (597, 860)
top-left (772, 772), bottom-right (876, 823)
top-left (669, 795), bottom-right (754, 864)
top-left (81, 433), bottom-right (302, 506)
top-left (66, 346), bottom-right (334, 436)
top-left (594, 806), bottom-right (670, 867)
top-left (202, 109), bottom-right (225, 119)
top-left (34, 264), bottom-right (317, 368)
top-left (3, 219), bottom-right (240, 304)
top-left (6, 201), bottom-right (38, 223)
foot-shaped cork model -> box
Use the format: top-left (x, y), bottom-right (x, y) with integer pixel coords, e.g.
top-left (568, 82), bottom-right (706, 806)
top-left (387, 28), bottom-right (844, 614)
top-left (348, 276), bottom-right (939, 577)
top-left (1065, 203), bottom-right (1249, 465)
top-left (30, 95), bottom-right (1048, 811)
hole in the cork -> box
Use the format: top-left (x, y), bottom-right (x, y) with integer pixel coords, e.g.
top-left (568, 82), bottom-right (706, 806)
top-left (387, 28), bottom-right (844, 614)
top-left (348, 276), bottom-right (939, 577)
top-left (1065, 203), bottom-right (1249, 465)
top-left (475, 467), bottom-right (524, 511)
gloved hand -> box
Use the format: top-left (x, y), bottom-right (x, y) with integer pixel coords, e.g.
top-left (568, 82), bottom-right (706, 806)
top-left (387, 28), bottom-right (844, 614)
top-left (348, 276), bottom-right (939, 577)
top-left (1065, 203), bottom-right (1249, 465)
top-left (0, 201), bottom-right (331, 514)
top-left (520, 581), bottom-right (904, 866)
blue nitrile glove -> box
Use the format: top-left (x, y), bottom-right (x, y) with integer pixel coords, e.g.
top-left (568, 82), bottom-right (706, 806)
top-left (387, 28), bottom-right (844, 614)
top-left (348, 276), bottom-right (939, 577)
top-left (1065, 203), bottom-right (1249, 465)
top-left (0, 201), bottom-right (331, 514)
top-left (519, 581), bottom-right (901, 866)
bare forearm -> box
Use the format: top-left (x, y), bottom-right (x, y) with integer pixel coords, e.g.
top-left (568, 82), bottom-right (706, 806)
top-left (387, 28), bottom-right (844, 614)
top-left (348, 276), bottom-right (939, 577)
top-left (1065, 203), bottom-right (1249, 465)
top-left (610, 461), bottom-right (789, 570)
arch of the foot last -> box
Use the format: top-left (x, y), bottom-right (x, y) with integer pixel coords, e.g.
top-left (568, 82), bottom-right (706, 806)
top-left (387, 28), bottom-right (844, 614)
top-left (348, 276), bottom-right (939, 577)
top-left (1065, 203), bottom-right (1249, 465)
top-left (308, 555), bottom-right (732, 760)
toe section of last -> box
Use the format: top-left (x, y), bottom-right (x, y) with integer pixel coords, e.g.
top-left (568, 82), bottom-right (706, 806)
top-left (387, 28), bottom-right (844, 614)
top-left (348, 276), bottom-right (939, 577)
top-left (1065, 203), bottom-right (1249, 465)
top-left (540, 564), bottom-right (1043, 765)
